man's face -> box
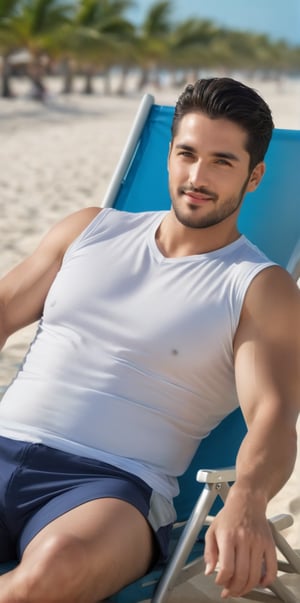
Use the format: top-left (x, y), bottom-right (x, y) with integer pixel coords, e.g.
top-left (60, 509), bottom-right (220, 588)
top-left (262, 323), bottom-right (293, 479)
top-left (168, 112), bottom-right (264, 230)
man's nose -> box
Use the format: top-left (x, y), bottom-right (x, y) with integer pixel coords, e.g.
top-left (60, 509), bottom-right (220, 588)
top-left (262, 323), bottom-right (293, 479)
top-left (189, 160), bottom-right (209, 188)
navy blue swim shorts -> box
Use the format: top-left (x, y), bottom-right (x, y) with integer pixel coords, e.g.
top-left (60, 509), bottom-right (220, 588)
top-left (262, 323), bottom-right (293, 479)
top-left (0, 435), bottom-right (174, 565)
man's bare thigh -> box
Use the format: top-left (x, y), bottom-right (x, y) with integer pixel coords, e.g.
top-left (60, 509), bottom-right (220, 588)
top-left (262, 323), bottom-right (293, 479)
top-left (0, 498), bottom-right (155, 603)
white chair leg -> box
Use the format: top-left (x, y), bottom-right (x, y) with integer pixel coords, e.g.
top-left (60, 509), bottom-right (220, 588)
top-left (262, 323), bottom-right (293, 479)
top-left (152, 483), bottom-right (218, 603)
top-left (268, 577), bottom-right (299, 603)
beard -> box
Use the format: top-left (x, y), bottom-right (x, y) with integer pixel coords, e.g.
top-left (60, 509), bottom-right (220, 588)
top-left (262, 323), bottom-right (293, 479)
top-left (171, 177), bottom-right (250, 230)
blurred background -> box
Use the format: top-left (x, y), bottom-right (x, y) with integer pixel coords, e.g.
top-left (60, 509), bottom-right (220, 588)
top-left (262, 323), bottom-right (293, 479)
top-left (0, 0), bottom-right (300, 100)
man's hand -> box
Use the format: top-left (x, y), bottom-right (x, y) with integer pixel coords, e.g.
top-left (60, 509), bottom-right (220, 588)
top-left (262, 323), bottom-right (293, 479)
top-left (204, 486), bottom-right (278, 598)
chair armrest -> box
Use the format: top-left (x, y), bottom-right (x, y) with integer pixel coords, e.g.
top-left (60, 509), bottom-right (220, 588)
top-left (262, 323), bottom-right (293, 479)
top-left (196, 467), bottom-right (236, 484)
top-left (269, 513), bottom-right (294, 531)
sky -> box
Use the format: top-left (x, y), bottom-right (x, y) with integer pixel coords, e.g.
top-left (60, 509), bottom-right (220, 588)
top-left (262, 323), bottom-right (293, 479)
top-left (126, 0), bottom-right (300, 46)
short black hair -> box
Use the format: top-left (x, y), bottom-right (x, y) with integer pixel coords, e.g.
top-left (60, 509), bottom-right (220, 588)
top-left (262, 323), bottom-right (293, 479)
top-left (172, 77), bottom-right (274, 172)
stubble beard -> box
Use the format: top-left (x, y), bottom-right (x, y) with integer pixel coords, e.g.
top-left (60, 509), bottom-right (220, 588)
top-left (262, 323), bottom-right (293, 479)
top-left (172, 178), bottom-right (250, 230)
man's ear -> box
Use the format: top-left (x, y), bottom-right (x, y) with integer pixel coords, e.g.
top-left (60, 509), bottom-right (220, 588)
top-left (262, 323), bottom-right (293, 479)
top-left (247, 162), bottom-right (265, 192)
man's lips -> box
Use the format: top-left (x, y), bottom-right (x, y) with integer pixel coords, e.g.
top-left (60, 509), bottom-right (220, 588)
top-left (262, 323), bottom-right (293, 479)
top-left (180, 189), bottom-right (217, 204)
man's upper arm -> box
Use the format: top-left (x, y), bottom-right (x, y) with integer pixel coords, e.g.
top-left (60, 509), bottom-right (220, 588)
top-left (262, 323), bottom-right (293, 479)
top-left (0, 206), bottom-right (100, 344)
top-left (233, 265), bottom-right (300, 427)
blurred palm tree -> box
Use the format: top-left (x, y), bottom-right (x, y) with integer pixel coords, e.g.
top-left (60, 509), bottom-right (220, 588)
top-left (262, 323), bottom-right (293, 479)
top-left (60, 0), bottom-right (135, 95)
top-left (169, 18), bottom-right (221, 84)
top-left (135, 0), bottom-right (173, 90)
top-left (264, 38), bottom-right (295, 75)
top-left (221, 29), bottom-right (261, 72)
top-left (0, 0), bottom-right (21, 96)
top-left (0, 0), bottom-right (74, 99)
top-left (288, 45), bottom-right (300, 75)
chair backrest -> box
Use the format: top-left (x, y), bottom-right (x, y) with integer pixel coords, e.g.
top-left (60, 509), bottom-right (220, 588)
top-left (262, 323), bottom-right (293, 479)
top-left (104, 94), bottom-right (300, 521)
top-left (105, 96), bottom-right (300, 268)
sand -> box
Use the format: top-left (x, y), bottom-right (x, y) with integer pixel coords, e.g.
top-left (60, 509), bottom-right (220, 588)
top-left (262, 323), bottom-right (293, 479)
top-left (0, 74), bottom-right (299, 601)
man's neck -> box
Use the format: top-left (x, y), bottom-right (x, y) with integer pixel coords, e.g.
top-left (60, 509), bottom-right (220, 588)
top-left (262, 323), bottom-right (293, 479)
top-left (155, 212), bottom-right (241, 258)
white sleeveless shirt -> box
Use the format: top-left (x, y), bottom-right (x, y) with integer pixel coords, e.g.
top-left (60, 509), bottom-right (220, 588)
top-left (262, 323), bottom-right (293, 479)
top-left (0, 209), bottom-right (274, 500)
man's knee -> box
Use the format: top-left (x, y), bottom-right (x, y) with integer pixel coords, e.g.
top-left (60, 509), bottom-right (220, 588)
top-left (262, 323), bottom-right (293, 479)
top-left (13, 534), bottom-right (91, 603)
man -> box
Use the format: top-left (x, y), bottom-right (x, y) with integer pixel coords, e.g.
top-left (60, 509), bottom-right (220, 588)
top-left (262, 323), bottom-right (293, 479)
top-left (0, 77), bottom-right (299, 602)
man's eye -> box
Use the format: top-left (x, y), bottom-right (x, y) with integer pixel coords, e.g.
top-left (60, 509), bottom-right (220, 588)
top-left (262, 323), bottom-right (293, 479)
top-left (179, 151), bottom-right (193, 157)
top-left (216, 159), bottom-right (231, 166)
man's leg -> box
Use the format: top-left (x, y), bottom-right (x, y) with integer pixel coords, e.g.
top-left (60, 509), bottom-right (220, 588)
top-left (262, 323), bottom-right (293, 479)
top-left (0, 497), bottom-right (155, 603)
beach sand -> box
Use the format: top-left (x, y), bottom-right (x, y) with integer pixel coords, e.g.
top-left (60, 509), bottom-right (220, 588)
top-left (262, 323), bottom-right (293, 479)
top-left (0, 74), bottom-right (299, 601)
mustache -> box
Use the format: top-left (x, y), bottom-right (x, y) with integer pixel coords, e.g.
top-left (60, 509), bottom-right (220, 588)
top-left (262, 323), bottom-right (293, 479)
top-left (179, 185), bottom-right (218, 201)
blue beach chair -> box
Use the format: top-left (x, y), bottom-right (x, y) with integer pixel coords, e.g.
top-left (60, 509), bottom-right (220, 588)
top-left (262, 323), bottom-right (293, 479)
top-left (101, 94), bottom-right (300, 602)
top-left (1, 94), bottom-right (300, 602)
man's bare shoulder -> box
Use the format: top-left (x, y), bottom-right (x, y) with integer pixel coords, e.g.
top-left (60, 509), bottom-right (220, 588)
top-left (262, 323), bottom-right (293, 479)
top-left (239, 264), bottom-right (300, 339)
top-left (245, 264), bottom-right (299, 307)
top-left (39, 206), bottom-right (102, 257)
top-left (51, 206), bottom-right (102, 240)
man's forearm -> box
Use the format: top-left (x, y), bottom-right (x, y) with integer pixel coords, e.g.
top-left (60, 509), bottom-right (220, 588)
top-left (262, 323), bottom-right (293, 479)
top-left (232, 412), bottom-right (298, 505)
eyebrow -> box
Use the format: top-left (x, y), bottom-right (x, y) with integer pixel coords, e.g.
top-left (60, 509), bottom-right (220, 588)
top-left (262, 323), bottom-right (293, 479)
top-left (213, 151), bottom-right (240, 162)
top-left (175, 144), bottom-right (240, 162)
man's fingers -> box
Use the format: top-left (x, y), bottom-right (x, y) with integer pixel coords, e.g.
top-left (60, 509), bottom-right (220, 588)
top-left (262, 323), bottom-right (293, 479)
top-left (241, 546), bottom-right (265, 595)
top-left (260, 543), bottom-right (278, 587)
top-left (213, 532), bottom-right (236, 587)
top-left (218, 542), bottom-right (277, 598)
top-left (204, 526), bottom-right (219, 575)
top-left (220, 543), bottom-right (263, 598)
